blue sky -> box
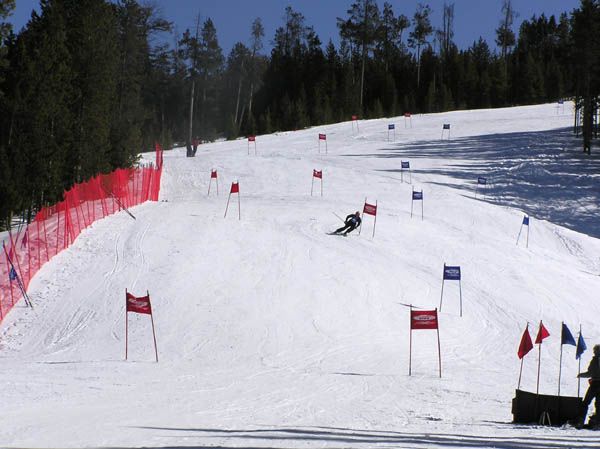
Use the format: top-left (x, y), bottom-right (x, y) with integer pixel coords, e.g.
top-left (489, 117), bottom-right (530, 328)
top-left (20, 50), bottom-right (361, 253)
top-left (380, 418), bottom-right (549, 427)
top-left (8, 0), bottom-right (581, 55)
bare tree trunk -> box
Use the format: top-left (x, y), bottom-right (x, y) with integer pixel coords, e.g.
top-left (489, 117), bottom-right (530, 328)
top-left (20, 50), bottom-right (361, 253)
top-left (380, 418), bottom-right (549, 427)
top-left (234, 62), bottom-right (244, 126)
top-left (583, 77), bottom-right (592, 154)
top-left (239, 104), bottom-right (246, 129)
top-left (188, 79), bottom-right (195, 145)
top-left (248, 82), bottom-right (254, 119)
top-left (360, 48), bottom-right (366, 111)
top-left (417, 43), bottom-right (421, 89)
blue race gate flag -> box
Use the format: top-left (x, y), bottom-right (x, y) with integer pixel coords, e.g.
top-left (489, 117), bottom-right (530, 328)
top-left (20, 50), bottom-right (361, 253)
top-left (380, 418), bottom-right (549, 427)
top-left (478, 176), bottom-right (487, 185)
top-left (401, 161), bottom-right (411, 184)
top-left (561, 323), bottom-right (576, 346)
top-left (443, 265), bottom-right (461, 280)
top-left (576, 332), bottom-right (587, 359)
top-left (516, 216), bottom-right (530, 247)
top-left (411, 189), bottom-right (423, 219)
top-left (388, 124), bottom-right (395, 130)
top-left (440, 264), bottom-right (463, 316)
top-left (441, 124), bottom-right (451, 140)
top-left (9, 266), bottom-right (17, 281)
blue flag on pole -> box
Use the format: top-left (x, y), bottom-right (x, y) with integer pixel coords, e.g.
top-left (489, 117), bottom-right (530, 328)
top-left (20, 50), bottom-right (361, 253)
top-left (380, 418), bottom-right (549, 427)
top-left (523, 216), bottom-right (529, 226)
top-left (401, 161), bottom-right (410, 169)
top-left (477, 176), bottom-right (487, 185)
top-left (388, 124), bottom-right (395, 130)
top-left (412, 191), bottom-right (423, 200)
top-left (443, 124), bottom-right (450, 130)
top-left (561, 323), bottom-right (576, 346)
top-left (576, 332), bottom-right (587, 359)
top-left (443, 265), bottom-right (461, 280)
top-left (9, 266), bottom-right (17, 281)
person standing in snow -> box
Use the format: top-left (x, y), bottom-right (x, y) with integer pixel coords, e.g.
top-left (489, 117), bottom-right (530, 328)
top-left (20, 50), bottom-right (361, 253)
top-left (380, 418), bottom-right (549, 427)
top-left (577, 344), bottom-right (600, 426)
top-left (331, 211), bottom-right (361, 236)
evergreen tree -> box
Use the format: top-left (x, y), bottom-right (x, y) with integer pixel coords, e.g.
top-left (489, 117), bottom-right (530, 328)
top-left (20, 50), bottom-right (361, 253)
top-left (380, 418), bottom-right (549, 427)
top-left (408, 3), bottom-right (433, 90)
top-left (571, 0), bottom-right (600, 153)
top-left (223, 41), bottom-right (250, 137)
top-left (111, 0), bottom-right (170, 165)
top-left (0, 0), bottom-right (14, 92)
top-left (247, 17), bottom-right (264, 130)
top-left (197, 18), bottom-right (224, 139)
top-left (496, 0), bottom-right (517, 81)
top-left (338, 0), bottom-right (380, 113)
top-left (7, 0), bottom-right (74, 211)
top-left (63, 0), bottom-right (119, 181)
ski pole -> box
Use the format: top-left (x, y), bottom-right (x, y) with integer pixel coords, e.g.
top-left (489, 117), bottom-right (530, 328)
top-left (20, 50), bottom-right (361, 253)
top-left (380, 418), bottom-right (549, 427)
top-left (332, 212), bottom-right (345, 223)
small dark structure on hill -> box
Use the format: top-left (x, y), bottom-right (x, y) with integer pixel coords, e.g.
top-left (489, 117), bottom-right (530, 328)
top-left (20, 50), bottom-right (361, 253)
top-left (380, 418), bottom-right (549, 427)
top-left (574, 96), bottom-right (599, 155)
top-left (512, 389), bottom-right (582, 426)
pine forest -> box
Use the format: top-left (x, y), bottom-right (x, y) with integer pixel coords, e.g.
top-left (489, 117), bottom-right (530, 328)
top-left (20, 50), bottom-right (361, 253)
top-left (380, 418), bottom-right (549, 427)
top-left (0, 0), bottom-right (599, 228)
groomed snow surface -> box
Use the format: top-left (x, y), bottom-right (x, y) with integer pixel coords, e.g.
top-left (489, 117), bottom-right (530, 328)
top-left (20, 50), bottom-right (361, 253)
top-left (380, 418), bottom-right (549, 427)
top-left (2, 102), bottom-right (600, 448)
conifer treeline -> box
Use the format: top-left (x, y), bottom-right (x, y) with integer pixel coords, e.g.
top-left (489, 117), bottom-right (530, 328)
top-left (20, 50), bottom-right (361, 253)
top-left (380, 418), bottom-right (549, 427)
top-left (0, 0), bottom-right (592, 225)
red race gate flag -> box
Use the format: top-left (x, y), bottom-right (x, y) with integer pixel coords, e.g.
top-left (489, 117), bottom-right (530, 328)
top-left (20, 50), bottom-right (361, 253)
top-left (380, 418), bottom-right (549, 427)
top-left (534, 320), bottom-right (550, 395)
top-left (126, 292), bottom-right (152, 315)
top-left (318, 133), bottom-right (328, 154)
top-left (411, 309), bottom-right (439, 329)
top-left (351, 115), bottom-right (359, 132)
top-left (311, 170), bottom-right (323, 197)
top-left (359, 199), bottom-right (378, 238)
top-left (225, 181), bottom-right (241, 219)
top-left (518, 327), bottom-right (534, 359)
top-left (208, 169), bottom-right (219, 196)
top-left (409, 307), bottom-right (442, 377)
top-left (363, 202), bottom-right (377, 216)
top-left (516, 323), bottom-right (534, 389)
top-left (125, 289), bottom-right (158, 362)
top-left (535, 322), bottom-right (550, 344)
top-left (247, 136), bottom-right (257, 155)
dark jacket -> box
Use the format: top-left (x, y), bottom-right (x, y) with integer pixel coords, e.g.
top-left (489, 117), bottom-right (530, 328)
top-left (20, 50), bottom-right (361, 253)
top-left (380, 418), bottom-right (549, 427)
top-left (579, 355), bottom-right (600, 380)
top-left (345, 214), bottom-right (361, 227)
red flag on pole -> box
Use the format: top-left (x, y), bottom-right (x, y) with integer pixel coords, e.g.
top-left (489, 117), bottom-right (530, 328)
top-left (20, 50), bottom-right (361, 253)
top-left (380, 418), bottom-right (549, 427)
top-left (125, 290), bottom-right (158, 362)
top-left (318, 133), bottom-right (327, 140)
top-left (363, 202), bottom-right (377, 216)
top-left (535, 322), bottom-right (550, 344)
top-left (313, 169), bottom-right (322, 179)
top-left (126, 292), bottom-right (152, 315)
top-left (351, 115), bottom-right (358, 121)
top-left (248, 135), bottom-right (256, 142)
top-left (211, 169), bottom-right (218, 179)
top-left (409, 307), bottom-right (442, 377)
top-left (225, 182), bottom-right (241, 219)
top-left (518, 327), bottom-right (534, 359)
top-left (411, 309), bottom-right (438, 329)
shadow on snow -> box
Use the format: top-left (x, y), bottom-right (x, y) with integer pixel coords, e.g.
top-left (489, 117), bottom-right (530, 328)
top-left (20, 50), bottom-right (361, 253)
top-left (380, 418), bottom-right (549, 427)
top-left (128, 425), bottom-right (600, 448)
top-left (347, 127), bottom-right (600, 239)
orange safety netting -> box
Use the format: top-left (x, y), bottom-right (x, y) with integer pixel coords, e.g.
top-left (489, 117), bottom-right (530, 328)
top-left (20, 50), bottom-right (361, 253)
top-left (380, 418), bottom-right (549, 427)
top-left (0, 145), bottom-right (163, 322)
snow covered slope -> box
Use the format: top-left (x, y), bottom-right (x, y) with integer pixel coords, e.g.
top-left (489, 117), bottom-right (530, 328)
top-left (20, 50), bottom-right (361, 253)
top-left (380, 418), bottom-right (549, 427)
top-left (1, 102), bottom-right (600, 448)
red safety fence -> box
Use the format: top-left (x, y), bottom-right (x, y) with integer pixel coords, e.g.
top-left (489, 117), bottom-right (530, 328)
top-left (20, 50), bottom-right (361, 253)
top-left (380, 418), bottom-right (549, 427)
top-left (0, 146), bottom-right (163, 323)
